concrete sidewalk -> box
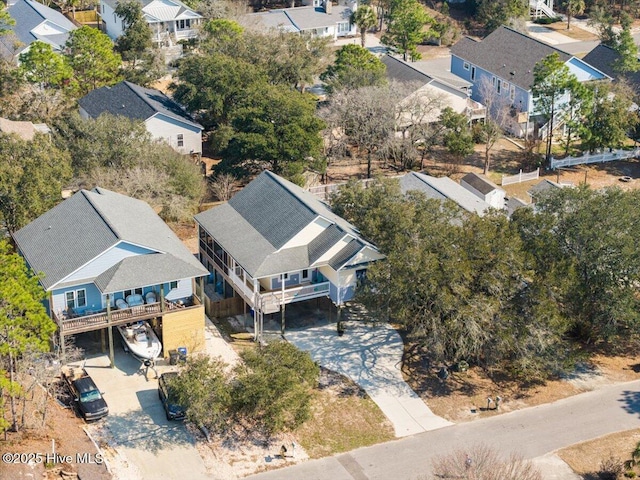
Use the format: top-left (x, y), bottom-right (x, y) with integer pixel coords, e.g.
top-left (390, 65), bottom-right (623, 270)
top-left (285, 321), bottom-right (452, 437)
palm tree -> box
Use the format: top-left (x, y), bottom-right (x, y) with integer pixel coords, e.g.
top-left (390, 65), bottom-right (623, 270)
top-left (564, 0), bottom-right (585, 29)
top-left (351, 5), bottom-right (378, 47)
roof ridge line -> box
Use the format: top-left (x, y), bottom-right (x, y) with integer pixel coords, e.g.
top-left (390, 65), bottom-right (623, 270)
top-left (264, 171), bottom-right (325, 220)
top-left (501, 25), bottom-right (571, 57)
top-left (83, 188), bottom-right (123, 241)
top-left (123, 81), bottom-right (161, 115)
top-left (385, 55), bottom-right (433, 82)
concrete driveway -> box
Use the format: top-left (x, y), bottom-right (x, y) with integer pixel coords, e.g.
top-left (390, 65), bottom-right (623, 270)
top-left (80, 350), bottom-right (209, 480)
top-left (285, 321), bottom-right (452, 437)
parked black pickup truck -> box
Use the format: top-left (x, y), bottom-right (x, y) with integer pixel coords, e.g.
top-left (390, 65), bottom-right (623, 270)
top-left (62, 367), bottom-right (109, 421)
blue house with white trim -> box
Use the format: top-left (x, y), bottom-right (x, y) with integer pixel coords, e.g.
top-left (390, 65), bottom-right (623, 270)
top-left (12, 187), bottom-right (208, 362)
top-left (450, 26), bottom-right (609, 137)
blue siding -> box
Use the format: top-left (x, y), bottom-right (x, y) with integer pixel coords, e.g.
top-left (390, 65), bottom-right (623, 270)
top-left (329, 282), bottom-right (338, 303)
top-left (63, 242), bottom-right (157, 283)
top-left (270, 273), bottom-right (301, 289)
top-left (340, 285), bottom-right (355, 302)
top-left (52, 283), bottom-right (103, 317)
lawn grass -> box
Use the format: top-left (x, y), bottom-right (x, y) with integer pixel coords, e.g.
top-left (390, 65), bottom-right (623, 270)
top-left (296, 389), bottom-right (395, 458)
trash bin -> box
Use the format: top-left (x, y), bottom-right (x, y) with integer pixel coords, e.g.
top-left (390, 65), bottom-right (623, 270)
top-left (177, 347), bottom-right (187, 362)
top-left (169, 349), bottom-right (179, 366)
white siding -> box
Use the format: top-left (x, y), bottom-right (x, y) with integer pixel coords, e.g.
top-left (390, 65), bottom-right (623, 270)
top-left (165, 278), bottom-right (193, 300)
top-left (58, 242), bottom-right (157, 285)
top-left (100, 0), bottom-right (125, 39)
top-left (145, 114), bottom-right (202, 154)
top-left (343, 246), bottom-right (380, 268)
top-left (485, 189), bottom-right (505, 209)
top-left (280, 217), bottom-right (332, 249)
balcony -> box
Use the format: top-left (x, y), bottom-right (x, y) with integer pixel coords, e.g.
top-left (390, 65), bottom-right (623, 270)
top-left (54, 296), bottom-right (201, 336)
top-left (259, 282), bottom-right (330, 314)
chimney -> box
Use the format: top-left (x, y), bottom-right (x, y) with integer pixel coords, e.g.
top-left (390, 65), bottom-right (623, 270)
top-left (324, 0), bottom-right (332, 14)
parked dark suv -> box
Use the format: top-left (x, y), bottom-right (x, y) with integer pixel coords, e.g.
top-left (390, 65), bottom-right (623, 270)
top-left (158, 372), bottom-right (185, 421)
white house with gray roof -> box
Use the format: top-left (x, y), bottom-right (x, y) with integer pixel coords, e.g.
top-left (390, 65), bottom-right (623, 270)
top-left (243, 0), bottom-right (357, 40)
top-left (0, 0), bottom-right (77, 61)
top-left (460, 172), bottom-right (505, 210)
top-left (79, 80), bottom-right (203, 155)
top-left (12, 188), bottom-right (208, 363)
top-left (99, 0), bottom-right (202, 46)
top-left (195, 170), bottom-right (384, 338)
top-left (400, 172), bottom-right (491, 216)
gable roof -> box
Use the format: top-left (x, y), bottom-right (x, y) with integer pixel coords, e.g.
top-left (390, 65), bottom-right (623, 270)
top-left (461, 172), bottom-right (503, 195)
top-left (382, 55), bottom-right (433, 85)
top-left (450, 26), bottom-right (573, 91)
top-left (245, 4), bottom-right (352, 33)
top-left (583, 43), bottom-right (640, 86)
top-left (528, 178), bottom-right (563, 198)
top-left (78, 81), bottom-right (202, 130)
top-left (0, 0), bottom-right (77, 58)
top-left (195, 171), bottom-right (382, 278)
top-left (400, 172), bottom-right (491, 216)
top-left (13, 188), bottom-right (207, 290)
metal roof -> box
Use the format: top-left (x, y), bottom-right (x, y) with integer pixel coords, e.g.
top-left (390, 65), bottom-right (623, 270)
top-left (195, 171), bottom-right (380, 278)
top-left (103, 0), bottom-right (202, 21)
top-left (400, 172), bottom-right (491, 216)
top-left (78, 81), bottom-right (202, 130)
top-left (13, 188), bottom-right (206, 290)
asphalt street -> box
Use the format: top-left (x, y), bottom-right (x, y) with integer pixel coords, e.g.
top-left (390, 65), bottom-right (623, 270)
top-left (248, 379), bottom-right (640, 480)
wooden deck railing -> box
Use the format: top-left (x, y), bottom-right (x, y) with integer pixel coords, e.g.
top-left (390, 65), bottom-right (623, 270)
top-left (55, 297), bottom-right (202, 336)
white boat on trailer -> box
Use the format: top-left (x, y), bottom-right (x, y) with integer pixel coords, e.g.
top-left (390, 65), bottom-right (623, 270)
top-left (117, 321), bottom-right (162, 360)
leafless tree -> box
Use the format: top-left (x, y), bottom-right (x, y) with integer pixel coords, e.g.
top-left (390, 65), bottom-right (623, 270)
top-left (427, 444), bottom-right (542, 480)
top-left (209, 173), bottom-right (239, 201)
top-left (477, 76), bottom-right (512, 174)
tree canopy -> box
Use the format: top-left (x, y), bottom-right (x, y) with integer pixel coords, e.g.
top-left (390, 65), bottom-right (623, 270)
top-left (321, 44), bottom-right (387, 93)
top-left (382, 0), bottom-right (434, 61)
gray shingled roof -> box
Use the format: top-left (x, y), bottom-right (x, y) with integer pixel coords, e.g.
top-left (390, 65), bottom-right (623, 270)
top-left (13, 188), bottom-right (207, 290)
top-left (400, 172), bottom-right (491, 216)
top-left (94, 254), bottom-right (203, 293)
top-left (246, 4), bottom-right (352, 32)
top-left (329, 239), bottom-right (364, 270)
top-left (195, 171), bottom-right (379, 278)
top-left (450, 26), bottom-right (572, 91)
top-left (583, 43), bottom-right (640, 86)
top-left (78, 81), bottom-right (202, 130)
top-left (0, 0), bottom-right (77, 57)
top-left (461, 172), bottom-right (502, 195)
top-left (382, 55), bottom-right (432, 86)
top-left (528, 179), bottom-right (563, 197)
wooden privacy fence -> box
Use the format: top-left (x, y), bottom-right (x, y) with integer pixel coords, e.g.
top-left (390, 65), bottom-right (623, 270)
top-left (501, 168), bottom-right (540, 186)
top-left (550, 148), bottom-right (640, 169)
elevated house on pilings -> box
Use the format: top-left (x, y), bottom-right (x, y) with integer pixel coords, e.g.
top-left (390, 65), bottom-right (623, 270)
top-left (194, 171), bottom-right (384, 341)
top-left (12, 188), bottom-right (208, 367)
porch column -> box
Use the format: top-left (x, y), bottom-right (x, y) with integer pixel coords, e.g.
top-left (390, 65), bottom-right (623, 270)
top-left (253, 279), bottom-right (260, 342)
top-left (106, 294), bottom-right (114, 369)
top-left (280, 274), bottom-right (286, 335)
top-left (198, 276), bottom-right (204, 300)
top-left (160, 284), bottom-right (165, 312)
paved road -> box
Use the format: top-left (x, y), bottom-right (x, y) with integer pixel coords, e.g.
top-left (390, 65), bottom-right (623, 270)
top-left (248, 379), bottom-right (640, 480)
top-left (286, 322), bottom-right (452, 437)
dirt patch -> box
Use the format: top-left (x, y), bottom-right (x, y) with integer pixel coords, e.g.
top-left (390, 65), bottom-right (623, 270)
top-left (542, 21), bottom-right (599, 41)
top-left (558, 429), bottom-right (640, 477)
top-left (0, 381), bottom-right (111, 480)
top-left (402, 341), bottom-right (640, 424)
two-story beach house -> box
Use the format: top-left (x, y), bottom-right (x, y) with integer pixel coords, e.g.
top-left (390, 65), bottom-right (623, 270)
top-left (450, 26), bottom-right (609, 137)
top-left (12, 188), bottom-right (208, 365)
top-left (194, 171), bottom-right (384, 339)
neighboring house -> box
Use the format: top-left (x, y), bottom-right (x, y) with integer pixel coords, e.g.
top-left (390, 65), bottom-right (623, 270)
top-left (382, 55), bottom-right (485, 127)
top-left (505, 196), bottom-right (529, 217)
top-left (527, 178), bottom-right (565, 203)
top-left (460, 172), bottom-right (505, 210)
top-left (194, 170), bottom-right (384, 339)
top-left (243, 0), bottom-right (357, 40)
top-left (399, 171), bottom-right (491, 216)
top-left (0, 0), bottom-right (77, 61)
top-left (12, 187), bottom-right (209, 362)
top-left (0, 117), bottom-right (50, 141)
top-left (78, 80), bottom-right (203, 155)
top-left (450, 26), bottom-right (609, 137)
top-left (99, 0), bottom-right (203, 45)
top-left (583, 43), bottom-right (640, 88)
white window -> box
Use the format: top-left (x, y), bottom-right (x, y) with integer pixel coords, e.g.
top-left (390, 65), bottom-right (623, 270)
top-left (177, 134), bottom-right (184, 147)
top-left (463, 62), bottom-right (470, 70)
top-left (66, 289), bottom-right (87, 309)
top-left (496, 79), bottom-right (502, 94)
top-left (178, 19), bottom-right (191, 29)
top-left (509, 85), bottom-right (516, 101)
top-left (124, 288), bottom-right (143, 298)
top-left (492, 76), bottom-right (496, 87)
top-left (471, 66), bottom-right (476, 81)
top-left (337, 22), bottom-right (350, 34)
top-left (302, 269), bottom-right (309, 279)
top-left (170, 281), bottom-right (178, 290)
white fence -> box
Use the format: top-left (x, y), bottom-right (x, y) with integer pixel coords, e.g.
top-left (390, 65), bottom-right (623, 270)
top-left (307, 176), bottom-right (401, 201)
top-left (550, 148), bottom-right (640, 169)
top-left (501, 168), bottom-right (540, 186)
